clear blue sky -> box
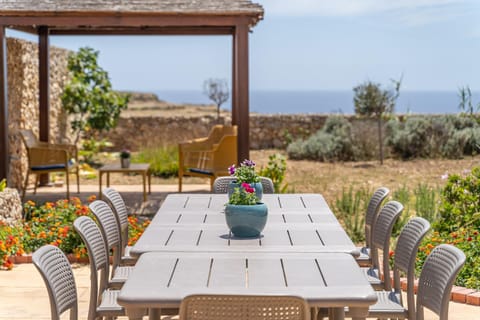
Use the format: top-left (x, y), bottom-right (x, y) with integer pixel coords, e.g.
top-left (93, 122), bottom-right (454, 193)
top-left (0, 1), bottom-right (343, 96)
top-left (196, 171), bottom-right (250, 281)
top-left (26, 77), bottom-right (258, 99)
top-left (7, 0), bottom-right (480, 92)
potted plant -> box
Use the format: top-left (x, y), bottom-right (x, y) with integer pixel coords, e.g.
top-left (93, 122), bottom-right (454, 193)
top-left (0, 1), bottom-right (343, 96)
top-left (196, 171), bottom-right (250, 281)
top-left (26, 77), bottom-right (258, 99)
top-left (225, 182), bottom-right (268, 238)
top-left (228, 159), bottom-right (263, 200)
top-left (120, 149), bottom-right (131, 168)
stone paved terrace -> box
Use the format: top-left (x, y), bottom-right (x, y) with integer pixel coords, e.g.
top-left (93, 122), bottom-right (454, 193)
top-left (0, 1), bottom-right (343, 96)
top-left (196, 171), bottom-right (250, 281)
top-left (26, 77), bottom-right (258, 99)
top-left (1, 183), bottom-right (478, 319)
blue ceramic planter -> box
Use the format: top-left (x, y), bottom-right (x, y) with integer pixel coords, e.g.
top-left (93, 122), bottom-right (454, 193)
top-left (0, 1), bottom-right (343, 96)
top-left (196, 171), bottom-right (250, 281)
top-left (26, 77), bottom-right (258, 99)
top-left (227, 181), bottom-right (263, 201)
top-left (225, 203), bottom-right (268, 238)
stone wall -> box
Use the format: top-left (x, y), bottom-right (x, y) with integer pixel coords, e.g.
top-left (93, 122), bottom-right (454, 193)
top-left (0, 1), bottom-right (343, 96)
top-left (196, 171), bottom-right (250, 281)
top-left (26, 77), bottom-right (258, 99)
top-left (7, 37), bottom-right (71, 189)
top-left (102, 113), bottom-right (334, 151)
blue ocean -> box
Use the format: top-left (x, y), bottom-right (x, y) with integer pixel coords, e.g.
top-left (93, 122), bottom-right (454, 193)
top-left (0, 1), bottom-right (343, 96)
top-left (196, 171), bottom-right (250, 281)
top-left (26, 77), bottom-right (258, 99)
top-left (154, 90), bottom-right (480, 115)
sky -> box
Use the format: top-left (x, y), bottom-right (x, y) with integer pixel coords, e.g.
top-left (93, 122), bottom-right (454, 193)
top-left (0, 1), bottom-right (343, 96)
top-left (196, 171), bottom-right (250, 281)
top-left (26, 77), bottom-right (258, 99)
top-left (7, 0), bottom-right (480, 93)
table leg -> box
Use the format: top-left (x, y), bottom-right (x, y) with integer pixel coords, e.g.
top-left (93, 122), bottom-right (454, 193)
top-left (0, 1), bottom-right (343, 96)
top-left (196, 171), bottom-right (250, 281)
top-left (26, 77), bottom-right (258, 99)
top-left (148, 171), bottom-right (151, 194)
top-left (98, 172), bottom-right (103, 200)
top-left (125, 308), bottom-right (145, 320)
top-left (330, 307), bottom-right (345, 320)
top-left (106, 172), bottom-right (110, 187)
top-left (148, 308), bottom-right (160, 320)
top-left (348, 307), bottom-right (367, 320)
top-left (142, 172), bottom-right (147, 202)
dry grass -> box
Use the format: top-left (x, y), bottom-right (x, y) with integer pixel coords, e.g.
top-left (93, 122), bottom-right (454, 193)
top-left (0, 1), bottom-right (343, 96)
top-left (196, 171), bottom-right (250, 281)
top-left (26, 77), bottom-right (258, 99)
top-left (79, 149), bottom-right (479, 205)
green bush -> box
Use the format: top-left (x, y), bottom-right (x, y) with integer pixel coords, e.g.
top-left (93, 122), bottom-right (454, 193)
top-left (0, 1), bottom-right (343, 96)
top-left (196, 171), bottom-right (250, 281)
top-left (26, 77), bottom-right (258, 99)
top-left (259, 153), bottom-right (288, 193)
top-left (287, 116), bottom-right (355, 161)
top-left (414, 183), bottom-right (438, 223)
top-left (435, 167), bottom-right (480, 233)
top-left (387, 115), bottom-right (480, 159)
top-left (133, 145), bottom-right (179, 178)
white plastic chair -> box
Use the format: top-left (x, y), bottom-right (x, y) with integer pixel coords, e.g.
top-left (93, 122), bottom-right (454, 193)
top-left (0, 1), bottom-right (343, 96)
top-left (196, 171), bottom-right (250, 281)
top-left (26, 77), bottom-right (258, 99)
top-left (73, 216), bottom-right (126, 319)
top-left (102, 187), bottom-right (136, 265)
top-left (32, 245), bottom-right (78, 320)
top-left (361, 243), bottom-right (465, 320)
top-left (362, 200), bottom-right (403, 290)
top-left (179, 294), bottom-right (310, 320)
top-left (89, 200), bottom-right (134, 287)
top-left (213, 176), bottom-right (275, 194)
top-left (356, 187), bottom-right (390, 266)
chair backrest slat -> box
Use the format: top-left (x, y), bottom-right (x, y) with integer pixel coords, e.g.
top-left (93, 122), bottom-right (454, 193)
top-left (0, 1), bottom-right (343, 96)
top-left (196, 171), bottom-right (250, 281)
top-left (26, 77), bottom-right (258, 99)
top-left (102, 188), bottom-right (129, 250)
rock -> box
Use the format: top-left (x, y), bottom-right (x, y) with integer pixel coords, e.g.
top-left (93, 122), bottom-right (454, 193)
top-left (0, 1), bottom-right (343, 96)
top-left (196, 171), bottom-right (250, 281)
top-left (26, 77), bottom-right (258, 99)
top-left (0, 188), bottom-right (23, 226)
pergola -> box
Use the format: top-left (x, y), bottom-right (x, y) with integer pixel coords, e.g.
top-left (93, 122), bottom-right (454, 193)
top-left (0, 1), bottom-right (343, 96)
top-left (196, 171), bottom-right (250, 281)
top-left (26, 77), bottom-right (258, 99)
top-left (0, 0), bottom-right (264, 181)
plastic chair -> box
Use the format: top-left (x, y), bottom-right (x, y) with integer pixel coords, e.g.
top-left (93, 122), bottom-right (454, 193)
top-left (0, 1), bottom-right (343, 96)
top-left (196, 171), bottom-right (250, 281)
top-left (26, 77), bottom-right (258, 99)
top-left (102, 187), bottom-right (136, 265)
top-left (73, 216), bottom-right (126, 319)
top-left (178, 125), bottom-right (237, 192)
top-left (20, 129), bottom-right (80, 199)
top-left (362, 244), bottom-right (465, 320)
top-left (179, 294), bottom-right (310, 320)
top-left (361, 200), bottom-right (403, 290)
top-left (213, 176), bottom-right (275, 194)
top-left (32, 245), bottom-right (78, 320)
top-left (356, 187), bottom-right (390, 266)
top-left (347, 217), bottom-right (430, 319)
top-left (89, 200), bottom-right (134, 287)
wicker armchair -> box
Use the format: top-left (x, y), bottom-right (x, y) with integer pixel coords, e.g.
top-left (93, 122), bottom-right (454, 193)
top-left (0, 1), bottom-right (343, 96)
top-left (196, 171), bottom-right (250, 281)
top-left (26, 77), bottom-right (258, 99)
top-left (20, 129), bottom-right (79, 199)
top-left (178, 125), bottom-right (237, 192)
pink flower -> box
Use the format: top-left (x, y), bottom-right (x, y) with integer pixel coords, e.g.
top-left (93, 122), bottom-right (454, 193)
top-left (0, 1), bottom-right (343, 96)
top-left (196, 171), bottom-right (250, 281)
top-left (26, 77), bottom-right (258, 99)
top-left (241, 182), bottom-right (255, 193)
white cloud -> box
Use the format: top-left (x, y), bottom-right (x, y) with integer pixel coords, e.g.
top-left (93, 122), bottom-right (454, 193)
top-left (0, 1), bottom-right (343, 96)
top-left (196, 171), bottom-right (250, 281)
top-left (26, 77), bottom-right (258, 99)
top-left (258, 0), bottom-right (475, 24)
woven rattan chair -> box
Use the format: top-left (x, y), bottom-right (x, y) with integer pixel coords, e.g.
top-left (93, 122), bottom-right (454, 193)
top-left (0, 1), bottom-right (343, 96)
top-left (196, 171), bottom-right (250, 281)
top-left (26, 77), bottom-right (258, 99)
top-left (356, 187), bottom-right (390, 266)
top-left (213, 176), bottom-right (275, 194)
top-left (178, 125), bottom-right (237, 192)
top-left (20, 129), bottom-right (80, 199)
top-left (357, 244), bottom-right (465, 320)
top-left (32, 245), bottom-right (78, 320)
top-left (102, 187), bottom-right (136, 265)
top-left (346, 217), bottom-right (430, 319)
top-left (89, 200), bottom-right (134, 287)
top-left (73, 216), bottom-right (126, 319)
top-left (361, 200), bottom-right (403, 290)
top-left (179, 294), bottom-right (310, 320)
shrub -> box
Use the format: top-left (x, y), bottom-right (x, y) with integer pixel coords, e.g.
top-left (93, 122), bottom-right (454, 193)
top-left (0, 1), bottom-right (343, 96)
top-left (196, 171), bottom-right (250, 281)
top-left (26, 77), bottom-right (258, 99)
top-left (417, 228), bottom-right (480, 289)
top-left (287, 116), bottom-right (355, 162)
top-left (133, 145), bottom-right (179, 177)
top-left (334, 186), bottom-right (371, 243)
top-left (259, 153), bottom-right (288, 193)
top-left (435, 167), bottom-right (480, 233)
top-left (0, 196), bottom-right (150, 270)
top-left (414, 183), bottom-right (438, 223)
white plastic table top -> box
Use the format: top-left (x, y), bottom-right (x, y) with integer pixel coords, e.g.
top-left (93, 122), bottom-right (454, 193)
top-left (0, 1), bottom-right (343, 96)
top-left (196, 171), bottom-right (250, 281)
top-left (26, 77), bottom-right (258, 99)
top-left (130, 193), bottom-right (358, 257)
top-left (118, 251), bottom-right (377, 320)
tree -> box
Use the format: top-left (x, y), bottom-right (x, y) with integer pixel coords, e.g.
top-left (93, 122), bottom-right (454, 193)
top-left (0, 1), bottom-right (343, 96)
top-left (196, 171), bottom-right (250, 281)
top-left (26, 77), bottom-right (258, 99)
top-left (61, 47), bottom-right (129, 145)
top-left (353, 78), bottom-right (401, 164)
top-left (203, 78), bottom-right (229, 121)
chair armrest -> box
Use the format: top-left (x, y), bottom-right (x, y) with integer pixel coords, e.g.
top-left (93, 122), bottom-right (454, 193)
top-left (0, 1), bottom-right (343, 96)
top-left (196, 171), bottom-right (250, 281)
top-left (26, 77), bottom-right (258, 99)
top-left (47, 143), bottom-right (78, 159)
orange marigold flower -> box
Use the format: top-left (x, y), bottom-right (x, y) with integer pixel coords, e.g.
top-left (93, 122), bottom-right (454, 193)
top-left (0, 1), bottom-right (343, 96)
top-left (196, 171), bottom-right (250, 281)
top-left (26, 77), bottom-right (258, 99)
top-left (88, 195), bottom-right (97, 203)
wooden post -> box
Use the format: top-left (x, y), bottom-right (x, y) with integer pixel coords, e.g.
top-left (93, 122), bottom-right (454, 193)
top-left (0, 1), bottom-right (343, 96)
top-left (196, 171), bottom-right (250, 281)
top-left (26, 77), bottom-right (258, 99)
top-left (234, 24), bottom-right (249, 163)
top-left (39, 26), bottom-right (50, 185)
top-left (0, 26), bottom-right (8, 182)
top-left (231, 34), bottom-right (237, 126)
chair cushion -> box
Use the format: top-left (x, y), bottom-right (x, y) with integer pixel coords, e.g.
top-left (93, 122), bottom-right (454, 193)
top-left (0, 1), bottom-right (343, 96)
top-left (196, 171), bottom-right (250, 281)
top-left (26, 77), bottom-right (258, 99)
top-left (31, 160), bottom-right (75, 171)
top-left (188, 168), bottom-right (214, 176)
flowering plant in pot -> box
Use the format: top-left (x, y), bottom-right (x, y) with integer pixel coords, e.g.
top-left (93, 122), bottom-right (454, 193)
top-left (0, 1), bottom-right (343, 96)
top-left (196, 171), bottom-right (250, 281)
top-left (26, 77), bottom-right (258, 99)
top-left (225, 182), bottom-right (268, 238)
top-left (228, 159), bottom-right (263, 200)
top-left (120, 149), bottom-right (131, 168)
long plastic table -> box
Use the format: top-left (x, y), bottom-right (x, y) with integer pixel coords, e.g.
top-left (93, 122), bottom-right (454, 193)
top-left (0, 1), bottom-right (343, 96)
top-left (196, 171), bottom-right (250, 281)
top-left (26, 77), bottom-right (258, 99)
top-left (130, 194), bottom-right (359, 257)
top-left (118, 194), bottom-right (376, 320)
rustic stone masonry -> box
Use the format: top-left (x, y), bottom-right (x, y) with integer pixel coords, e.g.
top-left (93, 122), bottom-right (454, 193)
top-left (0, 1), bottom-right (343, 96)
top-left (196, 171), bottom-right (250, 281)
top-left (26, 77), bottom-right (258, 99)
top-left (0, 188), bottom-right (22, 225)
top-left (6, 37), bottom-right (72, 190)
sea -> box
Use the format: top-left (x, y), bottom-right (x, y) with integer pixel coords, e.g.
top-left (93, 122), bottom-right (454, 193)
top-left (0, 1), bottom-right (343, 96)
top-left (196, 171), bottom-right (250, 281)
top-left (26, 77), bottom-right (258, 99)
top-left (154, 90), bottom-right (480, 115)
